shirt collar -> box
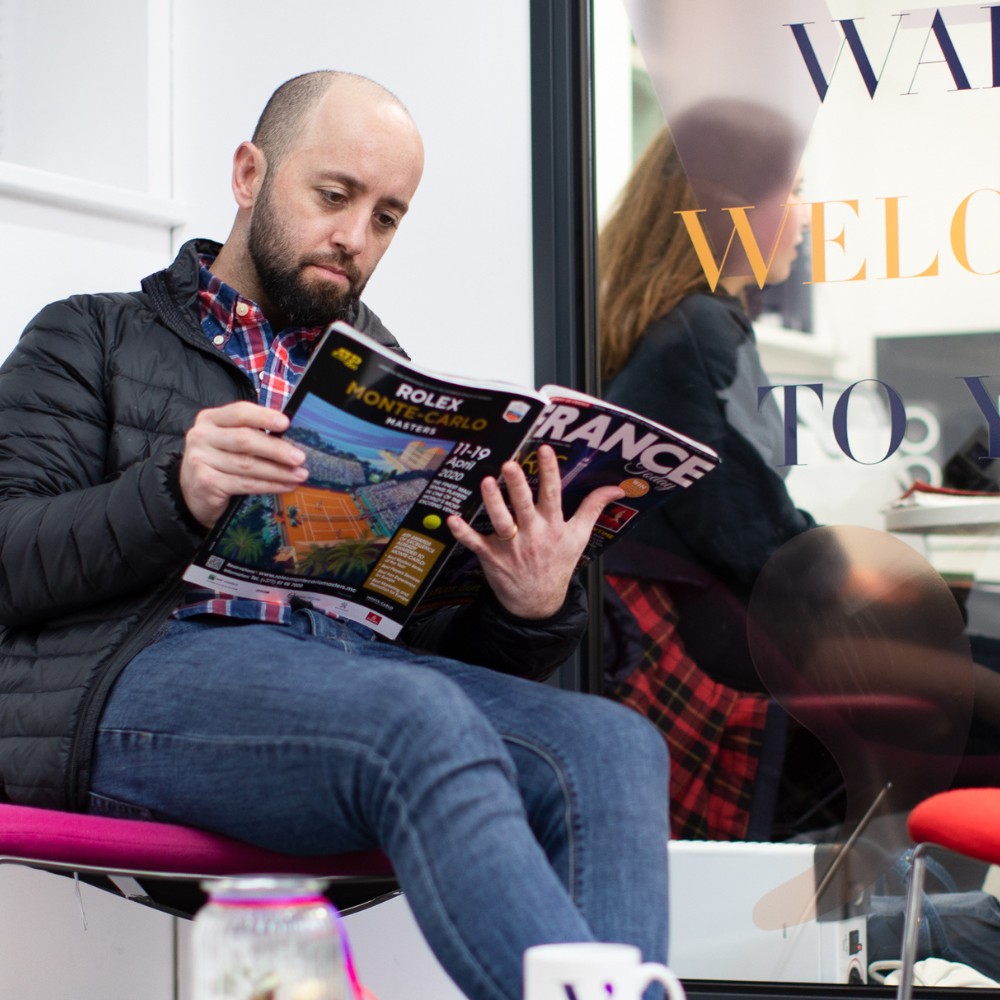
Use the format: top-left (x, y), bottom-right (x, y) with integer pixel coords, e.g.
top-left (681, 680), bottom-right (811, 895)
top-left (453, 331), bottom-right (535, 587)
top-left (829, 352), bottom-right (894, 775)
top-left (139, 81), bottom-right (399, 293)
top-left (194, 252), bottom-right (327, 350)
top-left (196, 253), bottom-right (267, 338)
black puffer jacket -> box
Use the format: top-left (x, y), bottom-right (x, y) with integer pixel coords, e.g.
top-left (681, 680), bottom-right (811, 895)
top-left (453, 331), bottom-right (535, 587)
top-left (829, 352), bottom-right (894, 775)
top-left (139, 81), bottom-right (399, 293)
top-left (0, 239), bottom-right (588, 811)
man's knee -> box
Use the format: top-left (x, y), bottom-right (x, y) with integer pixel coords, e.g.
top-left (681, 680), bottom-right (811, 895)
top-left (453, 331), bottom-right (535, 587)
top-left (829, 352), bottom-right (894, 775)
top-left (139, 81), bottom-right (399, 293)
top-left (579, 694), bottom-right (670, 784)
top-left (365, 665), bottom-right (516, 780)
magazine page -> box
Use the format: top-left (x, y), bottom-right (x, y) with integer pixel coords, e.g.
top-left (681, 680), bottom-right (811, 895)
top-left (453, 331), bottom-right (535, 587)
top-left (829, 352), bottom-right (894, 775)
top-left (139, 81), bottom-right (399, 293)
top-left (183, 322), bottom-right (548, 639)
top-left (530, 386), bottom-right (721, 563)
top-left (418, 387), bottom-right (722, 614)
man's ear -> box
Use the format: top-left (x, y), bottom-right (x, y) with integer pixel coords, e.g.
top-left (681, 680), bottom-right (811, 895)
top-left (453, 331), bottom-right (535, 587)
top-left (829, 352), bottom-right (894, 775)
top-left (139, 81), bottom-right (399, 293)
top-left (232, 141), bottom-right (267, 210)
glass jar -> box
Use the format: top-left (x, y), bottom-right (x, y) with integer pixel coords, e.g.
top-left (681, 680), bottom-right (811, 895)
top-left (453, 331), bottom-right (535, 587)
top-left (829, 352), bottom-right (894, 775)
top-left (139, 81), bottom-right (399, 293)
top-left (191, 877), bottom-right (347, 1000)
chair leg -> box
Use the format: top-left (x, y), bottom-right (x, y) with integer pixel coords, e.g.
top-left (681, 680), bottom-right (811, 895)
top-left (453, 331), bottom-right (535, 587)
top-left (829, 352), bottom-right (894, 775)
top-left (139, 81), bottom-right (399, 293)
top-left (895, 843), bottom-right (929, 1000)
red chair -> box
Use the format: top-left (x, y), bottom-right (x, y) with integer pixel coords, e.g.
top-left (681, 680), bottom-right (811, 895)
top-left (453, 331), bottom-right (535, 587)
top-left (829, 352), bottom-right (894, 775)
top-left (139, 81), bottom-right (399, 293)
top-left (0, 802), bottom-right (396, 918)
top-left (897, 788), bottom-right (1000, 1000)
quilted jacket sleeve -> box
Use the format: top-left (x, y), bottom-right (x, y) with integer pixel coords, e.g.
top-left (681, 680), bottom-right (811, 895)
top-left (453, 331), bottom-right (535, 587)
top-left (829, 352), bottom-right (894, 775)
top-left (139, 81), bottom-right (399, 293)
top-left (0, 299), bottom-right (203, 627)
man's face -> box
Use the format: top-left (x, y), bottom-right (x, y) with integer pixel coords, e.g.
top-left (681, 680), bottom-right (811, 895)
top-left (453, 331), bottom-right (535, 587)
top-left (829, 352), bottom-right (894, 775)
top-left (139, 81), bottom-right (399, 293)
top-left (248, 171), bottom-right (363, 326)
top-left (245, 86), bottom-right (424, 328)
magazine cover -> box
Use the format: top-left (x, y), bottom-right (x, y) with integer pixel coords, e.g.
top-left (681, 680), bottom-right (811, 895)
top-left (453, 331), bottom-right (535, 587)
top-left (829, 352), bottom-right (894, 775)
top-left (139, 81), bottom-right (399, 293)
top-left (531, 386), bottom-right (720, 564)
top-left (184, 322), bottom-right (548, 639)
top-left (418, 387), bottom-right (721, 611)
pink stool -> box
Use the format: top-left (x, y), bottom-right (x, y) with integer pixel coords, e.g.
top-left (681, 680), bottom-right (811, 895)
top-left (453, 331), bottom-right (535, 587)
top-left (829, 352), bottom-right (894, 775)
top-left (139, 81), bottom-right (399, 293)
top-left (0, 803), bottom-right (395, 916)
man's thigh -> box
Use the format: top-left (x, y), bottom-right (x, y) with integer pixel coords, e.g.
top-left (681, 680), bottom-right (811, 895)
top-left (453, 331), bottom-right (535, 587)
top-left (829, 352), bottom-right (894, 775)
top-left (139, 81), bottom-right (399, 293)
top-left (414, 652), bottom-right (661, 767)
top-left (90, 617), bottom-right (522, 850)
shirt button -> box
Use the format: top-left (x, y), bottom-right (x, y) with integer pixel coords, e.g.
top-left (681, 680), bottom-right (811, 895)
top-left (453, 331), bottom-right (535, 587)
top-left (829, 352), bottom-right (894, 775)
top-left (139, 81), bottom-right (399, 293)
top-left (235, 302), bottom-right (250, 318)
top-left (212, 335), bottom-right (225, 347)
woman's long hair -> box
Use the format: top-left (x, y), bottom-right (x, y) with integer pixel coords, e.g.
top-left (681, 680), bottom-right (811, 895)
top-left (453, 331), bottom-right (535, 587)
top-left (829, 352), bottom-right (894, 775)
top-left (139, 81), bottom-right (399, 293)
top-left (598, 101), bottom-right (801, 381)
top-left (598, 127), bottom-right (707, 381)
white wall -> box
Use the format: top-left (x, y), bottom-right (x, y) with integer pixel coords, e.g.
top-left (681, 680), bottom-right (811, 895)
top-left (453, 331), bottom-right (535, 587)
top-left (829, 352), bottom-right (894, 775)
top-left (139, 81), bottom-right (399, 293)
top-left (0, 0), bottom-right (536, 388)
top-left (0, 867), bottom-right (178, 999)
top-left (0, 192), bottom-right (176, 354)
top-left (0, 868), bottom-right (467, 1000)
top-left (0, 0), bottom-right (177, 356)
top-left (170, 0), bottom-right (535, 385)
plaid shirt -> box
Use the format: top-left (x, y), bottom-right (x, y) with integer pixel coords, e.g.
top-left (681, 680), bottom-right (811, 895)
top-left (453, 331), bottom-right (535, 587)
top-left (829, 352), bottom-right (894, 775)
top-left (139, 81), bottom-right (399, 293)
top-left (605, 574), bottom-right (771, 840)
top-left (172, 256), bottom-right (327, 625)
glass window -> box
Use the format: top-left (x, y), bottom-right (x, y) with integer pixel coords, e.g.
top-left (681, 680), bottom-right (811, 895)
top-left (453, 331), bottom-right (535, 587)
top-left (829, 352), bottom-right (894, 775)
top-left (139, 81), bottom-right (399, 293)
top-left (593, 0), bottom-right (1000, 990)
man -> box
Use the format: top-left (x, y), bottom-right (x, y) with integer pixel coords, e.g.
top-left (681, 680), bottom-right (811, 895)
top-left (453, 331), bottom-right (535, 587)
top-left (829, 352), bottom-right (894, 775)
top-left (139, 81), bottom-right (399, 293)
top-left (0, 72), bottom-right (669, 1000)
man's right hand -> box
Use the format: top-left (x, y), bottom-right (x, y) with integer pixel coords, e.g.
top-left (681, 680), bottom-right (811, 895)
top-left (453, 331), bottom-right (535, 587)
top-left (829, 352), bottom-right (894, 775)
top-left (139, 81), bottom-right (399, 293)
top-left (179, 401), bottom-right (309, 528)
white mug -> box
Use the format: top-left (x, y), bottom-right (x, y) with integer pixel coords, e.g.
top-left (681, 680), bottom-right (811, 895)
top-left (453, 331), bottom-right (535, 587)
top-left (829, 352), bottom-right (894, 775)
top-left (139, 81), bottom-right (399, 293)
top-left (523, 942), bottom-right (686, 1000)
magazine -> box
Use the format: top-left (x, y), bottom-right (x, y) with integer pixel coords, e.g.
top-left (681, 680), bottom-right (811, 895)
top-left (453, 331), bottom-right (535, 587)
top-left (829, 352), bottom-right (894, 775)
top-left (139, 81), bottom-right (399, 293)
top-left (183, 322), bottom-right (720, 639)
top-left (890, 479), bottom-right (1000, 507)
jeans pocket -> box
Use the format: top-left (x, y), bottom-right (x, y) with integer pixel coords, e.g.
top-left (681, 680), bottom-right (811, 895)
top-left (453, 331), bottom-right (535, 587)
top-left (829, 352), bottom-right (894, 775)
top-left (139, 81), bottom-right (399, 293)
top-left (87, 791), bottom-right (157, 822)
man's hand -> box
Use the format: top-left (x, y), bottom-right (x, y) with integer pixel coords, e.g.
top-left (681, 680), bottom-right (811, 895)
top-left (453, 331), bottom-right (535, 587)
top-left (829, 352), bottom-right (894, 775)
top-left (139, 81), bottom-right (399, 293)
top-left (179, 401), bottom-right (310, 528)
top-left (446, 444), bottom-right (625, 620)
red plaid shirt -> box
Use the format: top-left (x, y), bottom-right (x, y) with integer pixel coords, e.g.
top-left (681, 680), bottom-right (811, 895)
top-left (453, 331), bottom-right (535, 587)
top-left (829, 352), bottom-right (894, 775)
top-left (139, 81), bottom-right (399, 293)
top-left (173, 256), bottom-right (327, 625)
top-left (605, 574), bottom-right (771, 840)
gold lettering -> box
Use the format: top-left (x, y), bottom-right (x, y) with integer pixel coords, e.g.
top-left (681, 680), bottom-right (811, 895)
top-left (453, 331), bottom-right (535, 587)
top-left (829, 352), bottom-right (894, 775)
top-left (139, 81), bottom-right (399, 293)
top-left (807, 200), bottom-right (866, 284)
top-left (676, 205), bottom-right (794, 291)
top-left (951, 189), bottom-right (1000, 276)
top-left (882, 197), bottom-right (938, 279)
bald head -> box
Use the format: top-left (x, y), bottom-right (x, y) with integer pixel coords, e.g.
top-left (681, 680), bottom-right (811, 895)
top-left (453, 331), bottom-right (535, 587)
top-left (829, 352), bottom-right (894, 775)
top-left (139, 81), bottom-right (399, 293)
top-left (213, 70), bottom-right (424, 330)
top-left (252, 71), bottom-right (415, 170)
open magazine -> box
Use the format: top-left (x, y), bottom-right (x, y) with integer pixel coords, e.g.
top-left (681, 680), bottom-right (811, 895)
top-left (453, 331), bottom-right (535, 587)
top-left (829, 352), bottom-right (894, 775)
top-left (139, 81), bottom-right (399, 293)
top-left (183, 321), bottom-right (720, 639)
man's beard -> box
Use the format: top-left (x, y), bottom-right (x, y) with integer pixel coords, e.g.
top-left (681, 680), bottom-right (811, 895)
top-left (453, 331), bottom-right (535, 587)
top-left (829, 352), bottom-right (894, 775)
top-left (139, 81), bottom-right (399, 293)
top-left (248, 184), bottom-right (365, 328)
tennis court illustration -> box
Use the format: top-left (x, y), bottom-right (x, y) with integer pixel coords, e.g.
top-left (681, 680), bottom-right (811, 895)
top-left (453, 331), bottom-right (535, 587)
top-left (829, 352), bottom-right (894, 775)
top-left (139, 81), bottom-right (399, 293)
top-left (212, 394), bottom-right (456, 581)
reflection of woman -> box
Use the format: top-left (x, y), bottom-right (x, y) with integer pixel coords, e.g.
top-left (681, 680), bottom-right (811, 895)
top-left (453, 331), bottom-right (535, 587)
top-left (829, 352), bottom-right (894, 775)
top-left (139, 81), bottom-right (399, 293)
top-left (598, 103), bottom-right (814, 840)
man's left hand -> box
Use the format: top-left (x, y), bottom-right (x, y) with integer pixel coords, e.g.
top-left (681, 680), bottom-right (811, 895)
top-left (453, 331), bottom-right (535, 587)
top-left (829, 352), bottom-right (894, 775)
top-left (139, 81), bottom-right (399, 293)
top-left (446, 444), bottom-right (625, 620)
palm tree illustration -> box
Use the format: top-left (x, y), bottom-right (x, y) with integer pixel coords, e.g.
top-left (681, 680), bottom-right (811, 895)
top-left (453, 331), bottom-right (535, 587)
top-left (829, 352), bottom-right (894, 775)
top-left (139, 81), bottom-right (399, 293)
top-left (326, 539), bottom-right (381, 582)
top-left (219, 525), bottom-right (264, 563)
top-left (300, 544), bottom-right (334, 578)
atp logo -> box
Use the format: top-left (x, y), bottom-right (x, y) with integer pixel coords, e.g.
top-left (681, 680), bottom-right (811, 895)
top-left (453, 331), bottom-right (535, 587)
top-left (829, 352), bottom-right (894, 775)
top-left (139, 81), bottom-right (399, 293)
top-left (331, 346), bottom-right (362, 371)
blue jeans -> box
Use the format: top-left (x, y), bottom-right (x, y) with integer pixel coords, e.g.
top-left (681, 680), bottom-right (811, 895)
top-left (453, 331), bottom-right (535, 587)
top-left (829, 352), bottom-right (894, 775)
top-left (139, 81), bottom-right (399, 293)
top-left (90, 610), bottom-right (670, 1000)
